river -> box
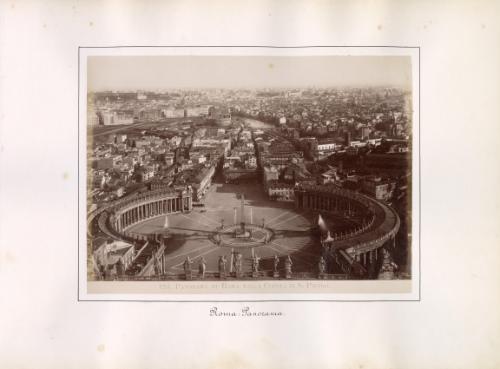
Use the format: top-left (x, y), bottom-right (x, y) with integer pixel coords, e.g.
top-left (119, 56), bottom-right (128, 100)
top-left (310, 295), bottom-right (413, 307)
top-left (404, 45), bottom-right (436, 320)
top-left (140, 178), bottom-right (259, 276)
top-left (237, 117), bottom-right (275, 130)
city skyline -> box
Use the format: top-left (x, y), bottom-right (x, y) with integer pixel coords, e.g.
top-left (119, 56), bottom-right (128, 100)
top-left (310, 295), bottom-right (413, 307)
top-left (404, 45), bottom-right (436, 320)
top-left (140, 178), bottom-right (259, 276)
top-left (88, 55), bottom-right (412, 91)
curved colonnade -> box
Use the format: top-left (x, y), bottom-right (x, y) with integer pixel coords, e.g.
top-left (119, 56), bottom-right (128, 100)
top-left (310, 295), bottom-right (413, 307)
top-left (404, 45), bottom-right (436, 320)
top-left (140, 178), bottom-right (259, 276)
top-left (294, 184), bottom-right (400, 269)
top-left (110, 188), bottom-right (193, 238)
top-left (91, 188), bottom-right (193, 243)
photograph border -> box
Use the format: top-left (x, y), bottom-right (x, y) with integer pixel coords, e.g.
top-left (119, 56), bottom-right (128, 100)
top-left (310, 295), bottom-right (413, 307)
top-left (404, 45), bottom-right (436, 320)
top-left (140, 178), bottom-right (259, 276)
top-left (78, 45), bottom-right (421, 302)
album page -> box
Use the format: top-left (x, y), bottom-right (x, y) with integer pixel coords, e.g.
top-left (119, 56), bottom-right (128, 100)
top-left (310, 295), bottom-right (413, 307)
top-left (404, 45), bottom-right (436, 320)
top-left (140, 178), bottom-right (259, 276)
top-left (0, 1), bottom-right (498, 368)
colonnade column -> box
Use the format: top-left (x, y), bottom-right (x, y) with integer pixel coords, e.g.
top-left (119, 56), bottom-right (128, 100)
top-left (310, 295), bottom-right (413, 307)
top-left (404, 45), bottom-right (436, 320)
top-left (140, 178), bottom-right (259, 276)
top-left (111, 195), bottom-right (191, 235)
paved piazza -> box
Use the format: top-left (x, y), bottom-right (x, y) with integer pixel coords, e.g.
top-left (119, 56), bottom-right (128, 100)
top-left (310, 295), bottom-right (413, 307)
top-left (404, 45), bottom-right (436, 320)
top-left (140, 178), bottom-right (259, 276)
top-left (127, 180), bottom-right (356, 276)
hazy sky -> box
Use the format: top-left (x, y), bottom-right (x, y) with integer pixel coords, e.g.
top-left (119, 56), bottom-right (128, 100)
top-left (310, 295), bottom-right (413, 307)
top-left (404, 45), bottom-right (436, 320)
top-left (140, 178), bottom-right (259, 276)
top-left (88, 55), bottom-right (412, 91)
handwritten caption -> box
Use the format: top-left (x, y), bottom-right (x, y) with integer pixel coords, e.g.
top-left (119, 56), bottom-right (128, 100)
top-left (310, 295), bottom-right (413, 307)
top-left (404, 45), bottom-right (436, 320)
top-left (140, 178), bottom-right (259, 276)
top-left (209, 306), bottom-right (283, 317)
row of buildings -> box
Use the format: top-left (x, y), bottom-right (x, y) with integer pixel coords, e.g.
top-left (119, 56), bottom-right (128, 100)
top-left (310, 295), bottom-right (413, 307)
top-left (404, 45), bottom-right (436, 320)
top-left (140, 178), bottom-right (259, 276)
top-left (88, 106), bottom-right (214, 126)
top-left (89, 121), bottom-right (239, 205)
top-left (88, 90), bottom-right (235, 126)
top-left (222, 128), bottom-right (259, 183)
top-left (256, 130), bottom-right (401, 203)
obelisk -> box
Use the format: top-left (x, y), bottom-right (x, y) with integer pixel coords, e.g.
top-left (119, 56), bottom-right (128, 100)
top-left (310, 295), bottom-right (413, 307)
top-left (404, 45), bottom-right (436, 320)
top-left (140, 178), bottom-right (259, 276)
top-left (240, 193), bottom-right (245, 232)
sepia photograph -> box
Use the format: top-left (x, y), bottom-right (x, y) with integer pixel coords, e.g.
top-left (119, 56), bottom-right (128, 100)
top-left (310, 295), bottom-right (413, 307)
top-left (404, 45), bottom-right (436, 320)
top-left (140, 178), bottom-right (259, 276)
top-left (80, 47), bottom-right (419, 298)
